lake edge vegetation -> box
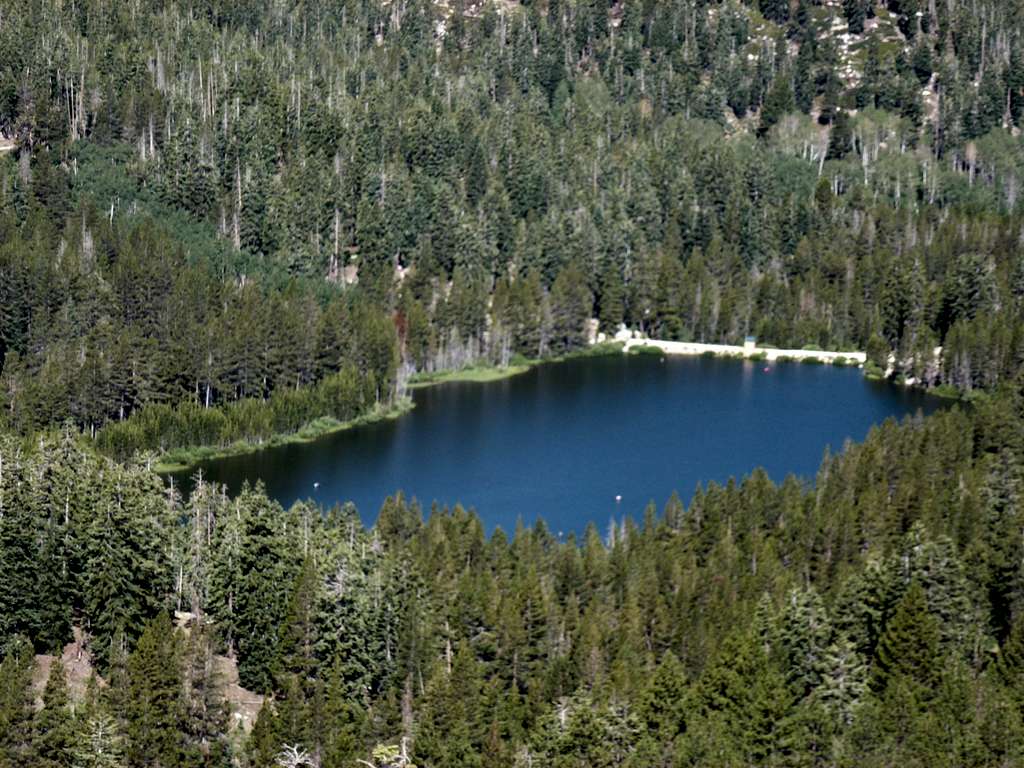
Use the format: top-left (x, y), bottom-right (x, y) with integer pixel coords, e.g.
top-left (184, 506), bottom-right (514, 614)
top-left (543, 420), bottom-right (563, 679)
top-left (3, 381), bottom-right (1024, 766)
top-left (4, 0), bottom-right (1024, 765)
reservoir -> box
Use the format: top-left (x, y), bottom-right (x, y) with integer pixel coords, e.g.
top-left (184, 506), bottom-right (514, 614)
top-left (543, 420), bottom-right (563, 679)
top-left (168, 354), bottom-right (942, 534)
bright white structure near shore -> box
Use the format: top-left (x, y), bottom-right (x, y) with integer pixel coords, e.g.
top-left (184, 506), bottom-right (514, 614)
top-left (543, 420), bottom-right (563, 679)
top-left (622, 337), bottom-right (866, 365)
top-left (606, 326), bottom-right (866, 365)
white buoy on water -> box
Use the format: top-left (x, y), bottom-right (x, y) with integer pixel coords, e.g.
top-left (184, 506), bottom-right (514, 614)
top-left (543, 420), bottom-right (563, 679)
top-left (615, 494), bottom-right (622, 503)
top-left (313, 482), bottom-right (320, 489)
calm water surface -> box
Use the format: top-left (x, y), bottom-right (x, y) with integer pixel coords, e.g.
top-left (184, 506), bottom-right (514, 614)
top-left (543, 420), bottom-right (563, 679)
top-left (169, 355), bottom-right (942, 534)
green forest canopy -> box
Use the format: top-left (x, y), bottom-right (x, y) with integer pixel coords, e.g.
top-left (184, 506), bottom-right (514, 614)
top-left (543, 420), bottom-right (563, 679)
top-left (3, 0), bottom-right (1024, 765)
top-left (3, 0), bottom-right (1024, 451)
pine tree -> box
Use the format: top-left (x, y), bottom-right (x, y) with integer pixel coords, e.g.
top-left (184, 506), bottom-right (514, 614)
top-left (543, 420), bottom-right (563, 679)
top-left (694, 631), bottom-right (794, 764)
top-left (843, 0), bottom-right (867, 35)
top-left (99, 631), bottom-right (132, 734)
top-left (775, 695), bottom-right (835, 767)
top-left (319, 658), bottom-right (365, 768)
top-left (902, 526), bottom-right (978, 652)
top-left (275, 556), bottom-right (321, 693)
top-left (548, 263), bottom-right (593, 354)
top-left (273, 674), bottom-right (313, 758)
top-left (827, 110), bottom-right (853, 159)
top-left (73, 713), bottom-right (126, 768)
top-left (793, 41), bottom-right (815, 113)
top-left (529, 693), bottom-right (639, 768)
top-left (0, 449), bottom-right (73, 650)
top-left (125, 613), bottom-right (184, 768)
top-left (180, 626), bottom-right (231, 766)
top-left (942, 253), bottom-right (998, 327)
top-left (760, 0), bottom-right (790, 24)
top-left (871, 583), bottom-right (941, 696)
top-left (758, 74), bottom-right (796, 137)
top-left (32, 659), bottom-right (75, 768)
top-left (812, 635), bottom-right (868, 726)
top-left (632, 651), bottom-right (688, 765)
top-left (246, 702), bottom-right (280, 768)
top-left (778, 587), bottom-right (832, 697)
top-left (977, 450), bottom-right (1024, 641)
top-left (81, 466), bottom-right (173, 668)
top-left (598, 263), bottom-right (625, 334)
top-left (413, 645), bottom-right (484, 768)
top-left (0, 637), bottom-right (35, 767)
top-left (0, 500), bottom-right (46, 643)
top-left (995, 615), bottom-right (1024, 706)
top-left (208, 498), bottom-right (245, 658)
top-left (232, 489), bottom-right (296, 693)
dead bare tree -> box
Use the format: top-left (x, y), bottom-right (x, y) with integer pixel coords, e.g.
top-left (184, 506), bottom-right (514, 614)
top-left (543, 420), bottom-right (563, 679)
top-left (276, 744), bottom-right (318, 768)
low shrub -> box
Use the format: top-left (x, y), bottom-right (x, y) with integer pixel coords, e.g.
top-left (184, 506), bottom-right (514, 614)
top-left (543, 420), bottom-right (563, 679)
top-left (864, 362), bottom-right (886, 380)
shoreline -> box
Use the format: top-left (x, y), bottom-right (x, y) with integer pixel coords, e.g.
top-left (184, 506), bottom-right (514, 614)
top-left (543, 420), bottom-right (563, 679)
top-left (405, 341), bottom-right (629, 389)
top-left (155, 337), bottom-right (884, 476)
top-left (156, 343), bottom-right (628, 475)
top-left (621, 337), bottom-right (867, 366)
top-left (156, 398), bottom-right (414, 474)
top-left (406, 364), bottom-right (532, 389)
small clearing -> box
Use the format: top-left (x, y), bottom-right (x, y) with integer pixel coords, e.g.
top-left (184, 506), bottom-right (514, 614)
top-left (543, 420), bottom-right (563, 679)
top-left (216, 654), bottom-right (265, 733)
top-left (32, 627), bottom-right (100, 706)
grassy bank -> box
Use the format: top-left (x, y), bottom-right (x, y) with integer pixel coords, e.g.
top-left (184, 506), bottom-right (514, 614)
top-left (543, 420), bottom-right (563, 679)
top-left (156, 398), bottom-right (413, 473)
top-left (406, 341), bottom-right (626, 389)
top-left (406, 364), bottom-right (532, 389)
top-left (157, 342), bottom-right (627, 474)
top-left (546, 340), bottom-right (626, 362)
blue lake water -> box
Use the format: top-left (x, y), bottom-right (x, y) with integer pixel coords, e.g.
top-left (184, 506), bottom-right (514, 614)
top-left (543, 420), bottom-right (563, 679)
top-left (168, 354), bottom-right (942, 535)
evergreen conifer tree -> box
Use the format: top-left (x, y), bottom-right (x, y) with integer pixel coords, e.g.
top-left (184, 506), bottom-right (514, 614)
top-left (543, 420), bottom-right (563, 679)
top-left (73, 713), bottom-right (126, 768)
top-left (996, 615), bottom-right (1024, 706)
top-left (125, 613), bottom-right (184, 768)
top-left (32, 659), bottom-right (75, 768)
top-left (843, 0), bottom-right (867, 35)
top-left (0, 637), bottom-right (35, 766)
top-left (812, 635), bottom-right (868, 726)
top-left (758, 75), bottom-right (796, 137)
top-left (778, 587), bottom-right (832, 697)
top-left (871, 583), bottom-right (941, 696)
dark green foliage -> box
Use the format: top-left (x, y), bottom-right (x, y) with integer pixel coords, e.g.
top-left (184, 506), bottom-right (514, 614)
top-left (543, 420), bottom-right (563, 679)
top-left (761, 0), bottom-right (791, 24)
top-left (690, 632), bottom-right (795, 764)
top-left (827, 111), bottom-right (854, 159)
top-left (4, 1), bottom-right (1024, 764)
top-left (2, 0), bottom-right (1024, 457)
top-left (778, 587), bottom-right (832, 696)
top-left (996, 615), bottom-right (1024, 705)
top-left (0, 384), bottom-right (1023, 764)
top-left (125, 614), bottom-right (184, 767)
top-left (229, 489), bottom-right (297, 693)
top-left (759, 74), bottom-right (796, 137)
top-left (528, 693), bottom-right (640, 768)
top-left (0, 637), bottom-right (35, 767)
top-left (871, 583), bottom-right (941, 696)
top-left (413, 645), bottom-right (485, 768)
top-left (844, 0), bottom-right (868, 35)
top-left (81, 465), bottom-right (173, 668)
top-left (32, 659), bottom-right (75, 768)
top-left (548, 263), bottom-right (593, 355)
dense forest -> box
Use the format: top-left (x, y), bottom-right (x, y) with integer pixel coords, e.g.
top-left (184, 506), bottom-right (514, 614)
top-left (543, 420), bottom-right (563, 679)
top-left (3, 0), bottom-right (1024, 453)
top-left (4, 373), bottom-right (1024, 766)
top-left (3, 0), bottom-right (1024, 765)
